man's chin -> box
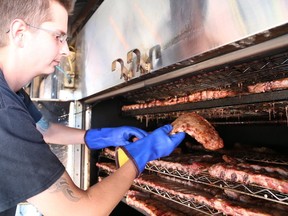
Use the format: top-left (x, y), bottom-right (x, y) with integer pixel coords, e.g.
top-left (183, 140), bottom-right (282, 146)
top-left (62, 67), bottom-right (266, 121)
top-left (45, 66), bottom-right (57, 75)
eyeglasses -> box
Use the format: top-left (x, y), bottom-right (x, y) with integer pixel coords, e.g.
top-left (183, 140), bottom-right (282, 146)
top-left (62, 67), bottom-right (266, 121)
top-left (26, 23), bottom-right (69, 44)
top-left (6, 22), bottom-right (69, 44)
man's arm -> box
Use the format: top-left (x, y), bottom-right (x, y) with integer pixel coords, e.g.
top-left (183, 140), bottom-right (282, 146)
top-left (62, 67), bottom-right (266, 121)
top-left (36, 117), bottom-right (85, 145)
top-left (36, 117), bottom-right (148, 147)
top-left (27, 160), bottom-right (137, 216)
top-left (29, 125), bottom-right (185, 215)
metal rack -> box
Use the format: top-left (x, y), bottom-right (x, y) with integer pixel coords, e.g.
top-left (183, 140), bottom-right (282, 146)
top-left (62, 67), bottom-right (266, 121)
top-left (99, 153), bottom-right (218, 215)
top-left (133, 181), bottom-right (221, 216)
top-left (145, 163), bottom-right (288, 206)
top-left (121, 50), bottom-right (288, 103)
top-left (123, 98), bottom-right (288, 125)
top-left (120, 50), bottom-right (288, 125)
top-left (99, 149), bottom-right (288, 215)
top-left (234, 152), bottom-right (288, 166)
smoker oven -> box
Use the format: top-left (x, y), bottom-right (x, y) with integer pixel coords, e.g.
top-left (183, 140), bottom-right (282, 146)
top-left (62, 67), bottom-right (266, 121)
top-left (86, 47), bottom-right (288, 215)
top-left (59, 0), bottom-right (288, 215)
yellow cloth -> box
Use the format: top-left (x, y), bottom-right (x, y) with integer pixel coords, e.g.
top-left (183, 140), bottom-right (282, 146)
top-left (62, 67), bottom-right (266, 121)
top-left (116, 148), bottom-right (129, 167)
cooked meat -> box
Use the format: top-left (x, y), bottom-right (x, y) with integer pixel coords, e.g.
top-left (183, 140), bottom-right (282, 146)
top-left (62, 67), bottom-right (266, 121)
top-left (126, 190), bottom-right (191, 216)
top-left (135, 174), bottom-right (215, 208)
top-left (208, 163), bottom-right (288, 194)
top-left (103, 148), bottom-right (116, 158)
top-left (171, 112), bottom-right (224, 150)
top-left (135, 174), bottom-right (279, 216)
top-left (248, 77), bottom-right (288, 93)
top-left (121, 90), bottom-right (236, 111)
top-left (96, 162), bottom-right (117, 173)
top-left (224, 189), bottom-right (288, 213)
top-left (148, 153), bottom-right (223, 175)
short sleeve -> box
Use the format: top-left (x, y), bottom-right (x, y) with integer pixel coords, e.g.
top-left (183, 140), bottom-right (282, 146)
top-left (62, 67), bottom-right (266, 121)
top-left (0, 104), bottom-right (65, 212)
top-left (19, 89), bottom-right (42, 123)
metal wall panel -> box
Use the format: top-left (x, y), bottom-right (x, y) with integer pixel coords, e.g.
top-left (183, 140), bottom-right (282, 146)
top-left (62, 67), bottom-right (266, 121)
top-left (74, 0), bottom-right (288, 100)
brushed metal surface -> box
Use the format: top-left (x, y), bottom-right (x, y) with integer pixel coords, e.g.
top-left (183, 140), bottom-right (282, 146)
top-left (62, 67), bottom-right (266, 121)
top-left (74, 0), bottom-right (288, 100)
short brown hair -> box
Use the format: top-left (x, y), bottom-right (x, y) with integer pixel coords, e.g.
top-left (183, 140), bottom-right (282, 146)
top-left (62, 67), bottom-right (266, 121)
top-left (0, 0), bottom-right (74, 47)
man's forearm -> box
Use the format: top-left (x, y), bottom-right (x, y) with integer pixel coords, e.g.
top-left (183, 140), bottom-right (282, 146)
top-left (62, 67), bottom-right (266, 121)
top-left (41, 123), bottom-right (86, 145)
top-left (85, 160), bottom-right (137, 215)
top-left (27, 160), bottom-right (137, 216)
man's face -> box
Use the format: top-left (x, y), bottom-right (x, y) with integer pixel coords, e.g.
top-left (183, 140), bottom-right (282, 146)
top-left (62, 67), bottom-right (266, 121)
top-left (23, 2), bottom-right (69, 77)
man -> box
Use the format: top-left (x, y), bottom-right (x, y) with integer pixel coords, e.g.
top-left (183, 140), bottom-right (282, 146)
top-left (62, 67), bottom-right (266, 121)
top-left (0, 1), bottom-right (185, 215)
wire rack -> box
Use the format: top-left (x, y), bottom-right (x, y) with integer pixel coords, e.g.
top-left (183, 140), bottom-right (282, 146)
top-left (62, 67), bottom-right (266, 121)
top-left (145, 163), bottom-right (288, 206)
top-left (99, 151), bottom-right (288, 215)
top-left (122, 51), bottom-right (288, 103)
top-left (121, 51), bottom-right (288, 124)
top-left (133, 181), bottom-right (222, 216)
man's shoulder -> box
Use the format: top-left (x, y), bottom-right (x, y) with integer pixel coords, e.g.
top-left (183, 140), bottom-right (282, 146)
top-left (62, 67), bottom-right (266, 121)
top-left (0, 85), bottom-right (17, 110)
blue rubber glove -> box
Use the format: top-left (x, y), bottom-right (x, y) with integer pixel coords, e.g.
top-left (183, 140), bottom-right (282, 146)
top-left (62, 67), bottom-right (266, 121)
top-left (84, 126), bottom-right (148, 150)
top-left (115, 124), bottom-right (185, 176)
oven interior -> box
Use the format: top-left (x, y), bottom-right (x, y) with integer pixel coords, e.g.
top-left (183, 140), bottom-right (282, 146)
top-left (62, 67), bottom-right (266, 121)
top-left (88, 48), bottom-right (288, 215)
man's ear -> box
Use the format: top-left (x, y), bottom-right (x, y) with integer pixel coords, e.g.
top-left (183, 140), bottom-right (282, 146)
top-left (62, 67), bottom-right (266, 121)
top-left (8, 19), bottom-right (28, 47)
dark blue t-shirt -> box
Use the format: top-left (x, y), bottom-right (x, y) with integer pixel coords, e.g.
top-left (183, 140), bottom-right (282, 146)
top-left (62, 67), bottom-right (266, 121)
top-left (0, 71), bottom-right (65, 214)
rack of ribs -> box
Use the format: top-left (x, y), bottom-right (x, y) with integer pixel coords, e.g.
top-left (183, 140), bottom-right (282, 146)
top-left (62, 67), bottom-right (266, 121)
top-left (171, 112), bottom-right (224, 150)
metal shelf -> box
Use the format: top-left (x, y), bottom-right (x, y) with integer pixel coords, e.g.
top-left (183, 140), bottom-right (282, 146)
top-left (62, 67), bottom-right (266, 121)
top-left (133, 181), bottom-right (221, 216)
top-left (122, 93), bottom-right (288, 125)
top-left (121, 50), bottom-right (288, 103)
top-left (233, 152), bottom-right (288, 166)
top-left (123, 91), bottom-right (288, 115)
top-left (99, 152), bottom-right (288, 215)
top-left (145, 163), bottom-right (288, 206)
top-left (120, 50), bottom-right (288, 124)
top-left (98, 154), bottom-right (217, 215)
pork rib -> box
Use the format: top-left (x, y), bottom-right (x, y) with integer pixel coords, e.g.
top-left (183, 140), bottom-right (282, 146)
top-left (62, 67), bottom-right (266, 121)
top-left (103, 148), bottom-right (116, 158)
top-left (208, 163), bottom-right (288, 194)
top-left (135, 174), bottom-right (277, 216)
top-left (126, 190), bottom-right (190, 216)
top-left (171, 112), bottom-right (224, 150)
top-left (96, 162), bottom-right (117, 173)
top-left (223, 154), bottom-right (288, 177)
top-left (248, 77), bottom-right (288, 93)
top-left (121, 90), bottom-right (236, 111)
top-left (148, 153), bottom-right (223, 175)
